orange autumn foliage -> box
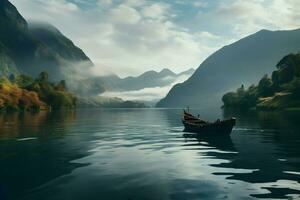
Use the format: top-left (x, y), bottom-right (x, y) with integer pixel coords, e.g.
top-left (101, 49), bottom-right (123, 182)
top-left (0, 79), bottom-right (46, 111)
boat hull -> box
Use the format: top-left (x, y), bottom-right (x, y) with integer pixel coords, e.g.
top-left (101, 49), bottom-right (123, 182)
top-left (182, 118), bottom-right (235, 135)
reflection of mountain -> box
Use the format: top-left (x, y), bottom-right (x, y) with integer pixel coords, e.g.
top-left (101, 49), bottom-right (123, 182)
top-left (157, 29), bottom-right (300, 108)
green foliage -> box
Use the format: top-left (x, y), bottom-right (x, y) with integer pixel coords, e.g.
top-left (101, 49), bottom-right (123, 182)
top-left (38, 71), bottom-right (49, 82)
top-left (0, 79), bottom-right (45, 112)
top-left (271, 70), bottom-right (280, 89)
top-left (28, 72), bottom-right (76, 109)
top-left (222, 53), bottom-right (300, 110)
top-left (0, 71), bottom-right (76, 112)
top-left (258, 75), bottom-right (274, 97)
top-left (222, 85), bottom-right (258, 109)
top-left (15, 74), bottom-right (33, 87)
top-left (275, 54), bottom-right (300, 84)
top-left (55, 80), bottom-right (66, 91)
top-left (281, 78), bottom-right (300, 99)
top-left (48, 91), bottom-right (76, 109)
top-left (0, 76), bottom-right (9, 84)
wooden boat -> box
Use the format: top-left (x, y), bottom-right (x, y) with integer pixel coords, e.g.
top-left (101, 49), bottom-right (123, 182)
top-left (182, 110), bottom-right (236, 135)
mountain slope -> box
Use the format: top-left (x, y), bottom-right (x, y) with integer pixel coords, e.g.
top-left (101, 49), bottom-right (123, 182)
top-left (0, 0), bottom-right (92, 81)
top-left (0, 44), bottom-right (19, 76)
top-left (157, 29), bottom-right (300, 108)
top-left (28, 22), bottom-right (91, 63)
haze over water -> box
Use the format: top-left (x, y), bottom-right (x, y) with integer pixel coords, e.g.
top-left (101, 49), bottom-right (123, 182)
top-left (0, 108), bottom-right (300, 200)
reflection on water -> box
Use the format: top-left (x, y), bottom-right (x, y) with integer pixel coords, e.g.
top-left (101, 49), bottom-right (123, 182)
top-left (223, 109), bottom-right (300, 198)
top-left (183, 133), bottom-right (236, 152)
top-left (0, 108), bottom-right (299, 200)
top-left (0, 111), bottom-right (76, 138)
top-left (0, 111), bottom-right (88, 200)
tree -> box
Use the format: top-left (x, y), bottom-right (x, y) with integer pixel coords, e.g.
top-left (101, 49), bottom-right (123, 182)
top-left (48, 91), bottom-right (76, 109)
top-left (236, 85), bottom-right (245, 96)
top-left (15, 74), bottom-right (33, 88)
top-left (281, 78), bottom-right (300, 99)
top-left (56, 80), bottom-right (66, 91)
top-left (271, 70), bottom-right (280, 89)
top-left (38, 71), bottom-right (49, 82)
top-left (278, 65), bottom-right (294, 85)
top-left (258, 74), bottom-right (274, 97)
top-left (222, 92), bottom-right (238, 107)
top-left (9, 74), bottom-right (15, 82)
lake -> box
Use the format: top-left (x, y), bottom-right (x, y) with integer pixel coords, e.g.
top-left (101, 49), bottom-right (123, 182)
top-left (0, 108), bottom-right (300, 200)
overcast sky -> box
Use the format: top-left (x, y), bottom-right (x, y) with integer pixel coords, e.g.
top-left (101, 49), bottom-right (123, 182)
top-left (11, 0), bottom-right (300, 77)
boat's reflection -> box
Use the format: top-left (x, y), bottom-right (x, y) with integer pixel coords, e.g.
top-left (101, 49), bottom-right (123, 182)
top-left (179, 109), bottom-right (300, 199)
top-left (182, 133), bottom-right (236, 152)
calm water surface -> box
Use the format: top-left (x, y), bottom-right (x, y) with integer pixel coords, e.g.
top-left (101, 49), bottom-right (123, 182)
top-left (0, 108), bottom-right (300, 200)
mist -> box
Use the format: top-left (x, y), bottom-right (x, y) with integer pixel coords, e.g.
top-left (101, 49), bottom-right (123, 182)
top-left (100, 74), bottom-right (191, 102)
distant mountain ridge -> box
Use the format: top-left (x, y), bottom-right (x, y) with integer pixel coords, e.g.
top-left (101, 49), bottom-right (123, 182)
top-left (157, 29), bottom-right (300, 108)
top-left (94, 68), bottom-right (195, 92)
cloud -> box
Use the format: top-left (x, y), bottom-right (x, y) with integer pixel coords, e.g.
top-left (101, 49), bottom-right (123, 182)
top-left (141, 2), bottom-right (170, 19)
top-left (123, 0), bottom-right (145, 7)
top-left (192, 1), bottom-right (207, 8)
top-left (197, 0), bottom-right (300, 38)
top-left (109, 4), bottom-right (141, 24)
top-left (97, 0), bottom-right (112, 6)
top-left (100, 87), bottom-right (170, 102)
top-left (11, 0), bottom-right (225, 77)
top-left (10, 0), bottom-right (300, 77)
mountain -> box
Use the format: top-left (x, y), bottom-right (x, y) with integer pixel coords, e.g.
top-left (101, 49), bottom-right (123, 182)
top-left (28, 22), bottom-right (90, 63)
top-left (0, 0), bottom-right (93, 81)
top-left (114, 68), bottom-right (194, 91)
top-left (178, 68), bottom-right (195, 76)
top-left (156, 29), bottom-right (300, 108)
top-left (0, 0), bottom-right (194, 98)
top-left (96, 68), bottom-right (195, 92)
